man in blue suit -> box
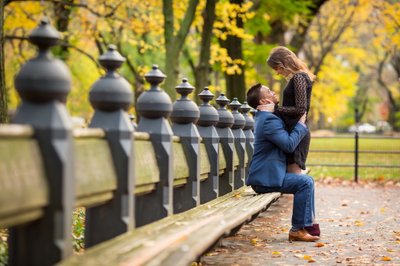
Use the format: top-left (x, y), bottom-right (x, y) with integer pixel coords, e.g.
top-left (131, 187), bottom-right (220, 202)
top-left (246, 84), bottom-right (319, 242)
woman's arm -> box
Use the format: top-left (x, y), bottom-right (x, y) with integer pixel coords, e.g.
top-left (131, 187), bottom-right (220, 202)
top-left (275, 73), bottom-right (308, 117)
top-left (263, 114), bottom-right (308, 153)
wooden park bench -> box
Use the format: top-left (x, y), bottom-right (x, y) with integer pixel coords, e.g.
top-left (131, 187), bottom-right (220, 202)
top-left (60, 188), bottom-right (280, 266)
top-left (0, 19), bottom-right (280, 266)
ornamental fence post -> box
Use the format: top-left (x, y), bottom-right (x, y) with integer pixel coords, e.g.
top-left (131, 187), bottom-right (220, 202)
top-left (10, 18), bottom-right (74, 265)
top-left (171, 78), bottom-right (200, 213)
top-left (229, 98), bottom-right (246, 189)
top-left (86, 45), bottom-right (135, 247)
top-left (196, 87), bottom-right (219, 203)
top-left (215, 94), bottom-right (235, 195)
top-left (135, 65), bottom-right (173, 226)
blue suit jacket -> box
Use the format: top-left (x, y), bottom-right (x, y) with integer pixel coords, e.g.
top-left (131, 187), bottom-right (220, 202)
top-left (246, 111), bottom-right (309, 188)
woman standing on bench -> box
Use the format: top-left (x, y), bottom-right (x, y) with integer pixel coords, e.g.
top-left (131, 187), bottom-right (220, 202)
top-left (246, 84), bottom-right (319, 242)
top-left (258, 47), bottom-right (319, 237)
top-left (261, 46), bottom-right (315, 175)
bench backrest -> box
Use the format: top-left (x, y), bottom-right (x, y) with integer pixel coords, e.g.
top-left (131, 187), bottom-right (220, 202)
top-left (0, 18), bottom-right (255, 266)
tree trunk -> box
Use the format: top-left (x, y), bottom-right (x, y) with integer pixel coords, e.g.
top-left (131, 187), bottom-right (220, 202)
top-left (53, 0), bottom-right (73, 61)
top-left (194, 0), bottom-right (217, 102)
top-left (0, 1), bottom-right (7, 123)
top-left (164, 48), bottom-right (180, 99)
top-left (220, 0), bottom-right (246, 102)
top-left (377, 54), bottom-right (399, 129)
top-left (163, 0), bottom-right (199, 100)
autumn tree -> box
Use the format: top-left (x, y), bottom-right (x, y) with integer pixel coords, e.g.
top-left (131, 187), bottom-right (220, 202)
top-left (163, 0), bottom-right (200, 99)
top-left (193, 0), bottom-right (217, 100)
top-left (244, 0), bottom-right (326, 101)
top-left (301, 0), bottom-right (371, 128)
top-left (217, 0), bottom-right (246, 101)
top-left (0, 0), bottom-right (6, 123)
top-left (372, 0), bottom-right (400, 129)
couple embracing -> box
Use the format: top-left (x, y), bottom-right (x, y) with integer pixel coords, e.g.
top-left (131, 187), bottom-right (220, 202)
top-left (246, 47), bottom-right (320, 242)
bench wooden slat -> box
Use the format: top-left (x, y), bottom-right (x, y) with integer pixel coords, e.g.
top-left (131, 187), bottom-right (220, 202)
top-left (135, 139), bottom-right (159, 195)
top-left (172, 142), bottom-right (189, 187)
top-left (75, 138), bottom-right (117, 207)
top-left (60, 188), bottom-right (280, 266)
top-left (233, 146), bottom-right (240, 168)
top-left (199, 142), bottom-right (211, 181)
top-left (158, 192), bottom-right (279, 266)
top-left (0, 137), bottom-right (48, 228)
top-left (0, 124), bottom-right (33, 137)
top-left (218, 143), bottom-right (226, 175)
top-left (60, 189), bottom-right (247, 265)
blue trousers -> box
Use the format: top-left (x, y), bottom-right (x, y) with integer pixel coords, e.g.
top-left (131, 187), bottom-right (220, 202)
top-left (252, 173), bottom-right (315, 229)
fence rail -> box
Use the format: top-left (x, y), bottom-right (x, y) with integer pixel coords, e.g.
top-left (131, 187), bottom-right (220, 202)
top-left (308, 135), bottom-right (400, 181)
top-left (310, 150), bottom-right (400, 154)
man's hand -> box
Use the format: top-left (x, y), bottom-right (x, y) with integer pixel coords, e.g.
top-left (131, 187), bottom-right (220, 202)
top-left (257, 103), bottom-right (275, 112)
top-left (299, 113), bottom-right (307, 124)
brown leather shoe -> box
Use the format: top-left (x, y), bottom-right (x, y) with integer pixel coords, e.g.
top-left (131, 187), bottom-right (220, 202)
top-left (289, 229), bottom-right (320, 242)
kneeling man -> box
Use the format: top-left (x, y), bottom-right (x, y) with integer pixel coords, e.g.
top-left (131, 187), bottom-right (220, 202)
top-left (246, 84), bottom-right (319, 242)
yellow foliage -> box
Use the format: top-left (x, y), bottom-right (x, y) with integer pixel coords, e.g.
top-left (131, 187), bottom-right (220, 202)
top-left (4, 2), bottom-right (45, 31)
top-left (214, 2), bottom-right (254, 40)
top-left (311, 55), bottom-right (358, 123)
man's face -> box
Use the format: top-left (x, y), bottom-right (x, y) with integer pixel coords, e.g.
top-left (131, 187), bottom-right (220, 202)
top-left (259, 86), bottom-right (279, 105)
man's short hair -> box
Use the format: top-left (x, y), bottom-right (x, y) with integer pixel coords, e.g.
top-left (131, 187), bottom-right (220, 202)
top-left (247, 83), bottom-right (263, 109)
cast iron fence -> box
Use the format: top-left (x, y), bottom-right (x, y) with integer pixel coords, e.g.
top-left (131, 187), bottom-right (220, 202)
top-left (308, 135), bottom-right (400, 182)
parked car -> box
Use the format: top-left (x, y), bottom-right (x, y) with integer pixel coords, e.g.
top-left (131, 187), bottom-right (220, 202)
top-left (348, 123), bottom-right (377, 133)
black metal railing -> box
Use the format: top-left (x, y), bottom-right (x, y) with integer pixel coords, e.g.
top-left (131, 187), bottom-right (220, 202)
top-left (308, 135), bottom-right (400, 182)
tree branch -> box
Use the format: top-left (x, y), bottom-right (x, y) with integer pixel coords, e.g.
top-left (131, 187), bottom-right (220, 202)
top-left (183, 45), bottom-right (196, 75)
top-left (5, 0), bottom-right (125, 21)
top-left (174, 0), bottom-right (199, 52)
top-left (5, 34), bottom-right (102, 73)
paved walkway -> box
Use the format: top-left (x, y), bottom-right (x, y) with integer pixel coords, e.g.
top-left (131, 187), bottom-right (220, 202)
top-left (201, 180), bottom-right (400, 265)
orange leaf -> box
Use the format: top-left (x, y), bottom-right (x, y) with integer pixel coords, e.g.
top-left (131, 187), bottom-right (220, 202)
top-left (381, 256), bottom-right (391, 261)
top-left (315, 242), bottom-right (325, 247)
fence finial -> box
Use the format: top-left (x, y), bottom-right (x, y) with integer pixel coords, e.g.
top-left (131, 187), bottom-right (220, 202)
top-left (15, 17), bottom-right (71, 103)
top-left (89, 44), bottom-right (132, 112)
top-left (171, 78), bottom-right (199, 124)
top-left (136, 65), bottom-right (172, 119)
top-left (197, 87), bottom-right (219, 127)
top-left (239, 101), bottom-right (254, 131)
top-left (216, 93), bottom-right (233, 128)
top-left (229, 98), bottom-right (245, 130)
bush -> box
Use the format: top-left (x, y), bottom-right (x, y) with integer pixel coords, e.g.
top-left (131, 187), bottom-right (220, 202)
top-left (72, 208), bottom-right (85, 252)
top-left (0, 229), bottom-right (8, 266)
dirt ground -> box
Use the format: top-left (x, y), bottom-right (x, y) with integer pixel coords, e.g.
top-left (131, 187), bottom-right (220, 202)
top-left (200, 179), bottom-right (400, 265)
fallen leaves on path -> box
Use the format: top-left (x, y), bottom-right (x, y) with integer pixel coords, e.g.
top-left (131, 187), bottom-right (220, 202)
top-left (354, 220), bottom-right (364, 226)
top-left (201, 183), bottom-right (400, 265)
top-left (271, 251), bottom-right (282, 257)
top-left (294, 254), bottom-right (316, 263)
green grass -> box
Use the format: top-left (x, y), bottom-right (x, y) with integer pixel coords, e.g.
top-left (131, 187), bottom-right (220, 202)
top-left (308, 136), bottom-right (400, 180)
top-left (0, 229), bottom-right (7, 266)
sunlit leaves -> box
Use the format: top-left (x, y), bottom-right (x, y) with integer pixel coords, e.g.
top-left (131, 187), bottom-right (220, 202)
top-left (210, 44), bottom-right (245, 75)
top-left (311, 54), bottom-right (358, 123)
top-left (213, 2), bottom-right (254, 41)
